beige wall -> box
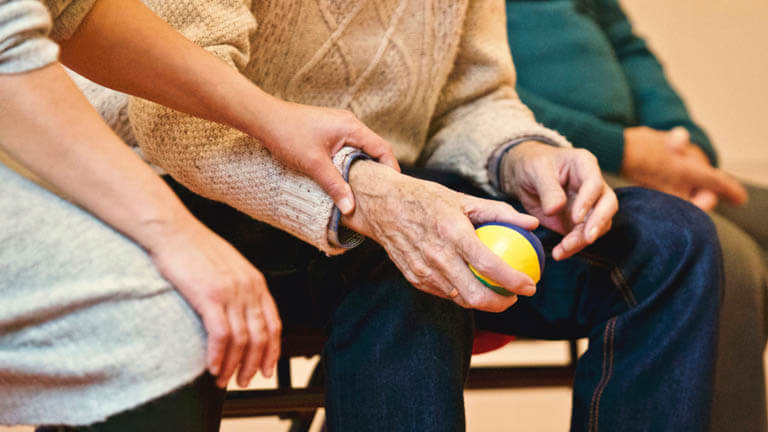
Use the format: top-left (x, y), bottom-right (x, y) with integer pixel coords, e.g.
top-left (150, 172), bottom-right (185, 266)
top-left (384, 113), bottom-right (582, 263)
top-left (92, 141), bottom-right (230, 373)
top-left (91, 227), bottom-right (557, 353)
top-left (621, 0), bottom-right (768, 185)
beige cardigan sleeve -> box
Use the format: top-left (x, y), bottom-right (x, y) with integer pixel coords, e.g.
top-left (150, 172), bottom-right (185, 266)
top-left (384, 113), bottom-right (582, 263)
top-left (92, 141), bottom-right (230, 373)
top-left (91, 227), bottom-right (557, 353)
top-left (422, 0), bottom-right (571, 196)
top-left (128, 0), bottom-right (361, 255)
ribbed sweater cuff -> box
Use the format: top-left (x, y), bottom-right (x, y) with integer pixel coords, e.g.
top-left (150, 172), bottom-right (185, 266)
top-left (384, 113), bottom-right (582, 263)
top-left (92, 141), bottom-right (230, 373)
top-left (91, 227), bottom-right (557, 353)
top-left (326, 149), bottom-right (370, 250)
top-left (487, 135), bottom-right (561, 191)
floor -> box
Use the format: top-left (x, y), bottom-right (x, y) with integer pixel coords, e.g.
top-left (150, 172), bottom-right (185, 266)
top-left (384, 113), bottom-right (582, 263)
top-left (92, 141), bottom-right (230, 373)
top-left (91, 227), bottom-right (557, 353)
top-left (2, 2), bottom-right (766, 431)
top-left (3, 341), bottom-right (768, 432)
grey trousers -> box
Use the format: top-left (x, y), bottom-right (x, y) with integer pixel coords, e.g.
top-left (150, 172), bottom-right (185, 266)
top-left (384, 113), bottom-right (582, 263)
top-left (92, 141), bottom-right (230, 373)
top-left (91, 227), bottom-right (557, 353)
top-left (606, 175), bottom-right (768, 432)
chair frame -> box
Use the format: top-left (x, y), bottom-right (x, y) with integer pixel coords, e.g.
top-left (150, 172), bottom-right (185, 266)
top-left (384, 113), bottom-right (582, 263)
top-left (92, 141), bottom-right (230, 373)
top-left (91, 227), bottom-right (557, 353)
top-left (222, 339), bottom-right (579, 425)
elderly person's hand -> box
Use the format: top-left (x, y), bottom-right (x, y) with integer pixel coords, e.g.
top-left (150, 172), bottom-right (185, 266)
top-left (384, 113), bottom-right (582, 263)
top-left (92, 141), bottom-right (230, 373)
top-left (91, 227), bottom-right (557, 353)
top-left (500, 142), bottom-right (619, 261)
top-left (623, 126), bottom-right (747, 210)
top-left (142, 217), bottom-right (282, 389)
top-left (341, 161), bottom-right (540, 312)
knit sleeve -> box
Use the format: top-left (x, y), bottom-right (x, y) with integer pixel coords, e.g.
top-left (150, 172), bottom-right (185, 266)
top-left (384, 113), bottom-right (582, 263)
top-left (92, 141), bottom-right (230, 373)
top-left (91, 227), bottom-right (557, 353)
top-left (129, 0), bottom-right (359, 255)
top-left (45, 0), bottom-right (96, 41)
top-left (421, 0), bottom-right (571, 196)
top-left (516, 86), bottom-right (627, 174)
top-left (0, 0), bottom-right (59, 74)
top-left (594, 0), bottom-right (717, 166)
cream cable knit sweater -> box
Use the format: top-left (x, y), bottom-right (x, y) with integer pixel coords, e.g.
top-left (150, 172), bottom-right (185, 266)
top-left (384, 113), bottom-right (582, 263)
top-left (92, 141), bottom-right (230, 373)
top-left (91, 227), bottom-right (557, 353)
top-left (129, 0), bottom-right (571, 255)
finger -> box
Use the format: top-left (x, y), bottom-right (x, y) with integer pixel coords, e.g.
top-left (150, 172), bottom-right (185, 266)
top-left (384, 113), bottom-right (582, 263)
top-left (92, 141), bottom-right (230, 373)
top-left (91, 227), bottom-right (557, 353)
top-left (349, 126), bottom-right (401, 172)
top-left (422, 242), bottom-right (516, 312)
top-left (217, 305), bottom-right (249, 388)
top-left (569, 175), bottom-right (604, 225)
top-left (552, 223), bottom-right (588, 261)
top-left (259, 294), bottom-right (282, 378)
top-left (464, 197), bottom-right (539, 230)
top-left (687, 165), bottom-right (748, 205)
top-left (665, 127), bottom-right (690, 153)
top-left (690, 189), bottom-right (719, 211)
top-left (310, 158), bottom-right (356, 215)
top-left (582, 184), bottom-right (618, 244)
top-left (236, 304), bottom-right (267, 387)
top-left (532, 167), bottom-right (568, 216)
top-left (201, 305), bottom-right (230, 378)
top-left (455, 228), bottom-right (537, 297)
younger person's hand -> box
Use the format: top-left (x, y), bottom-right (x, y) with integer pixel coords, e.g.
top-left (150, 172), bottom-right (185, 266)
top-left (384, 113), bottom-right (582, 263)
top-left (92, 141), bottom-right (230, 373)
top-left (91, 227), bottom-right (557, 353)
top-left (143, 217), bottom-right (282, 389)
top-left (257, 101), bottom-right (400, 215)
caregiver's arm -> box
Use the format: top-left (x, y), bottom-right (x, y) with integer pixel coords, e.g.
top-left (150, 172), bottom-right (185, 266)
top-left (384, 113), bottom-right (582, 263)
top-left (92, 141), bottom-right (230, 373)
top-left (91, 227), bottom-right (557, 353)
top-left (0, 63), bottom-right (280, 388)
top-left (58, 0), bottom-right (398, 214)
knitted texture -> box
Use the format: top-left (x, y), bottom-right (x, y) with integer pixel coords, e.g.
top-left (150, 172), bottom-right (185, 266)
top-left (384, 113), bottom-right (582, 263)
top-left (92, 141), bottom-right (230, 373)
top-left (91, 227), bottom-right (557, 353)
top-left (0, 0), bottom-right (97, 74)
top-left (0, 0), bottom-right (58, 74)
top-left (129, 0), bottom-right (571, 254)
top-left (67, 70), bottom-right (142, 151)
top-left (0, 162), bottom-right (207, 426)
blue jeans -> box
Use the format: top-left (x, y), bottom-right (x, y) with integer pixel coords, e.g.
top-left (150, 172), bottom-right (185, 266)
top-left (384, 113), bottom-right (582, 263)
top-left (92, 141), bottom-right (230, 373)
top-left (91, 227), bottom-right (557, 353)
top-left (167, 169), bottom-right (722, 432)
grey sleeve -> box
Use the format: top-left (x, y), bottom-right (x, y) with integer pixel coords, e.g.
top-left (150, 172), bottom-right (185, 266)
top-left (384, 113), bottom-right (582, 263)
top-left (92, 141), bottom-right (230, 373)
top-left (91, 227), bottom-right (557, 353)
top-left (0, 0), bottom-right (59, 74)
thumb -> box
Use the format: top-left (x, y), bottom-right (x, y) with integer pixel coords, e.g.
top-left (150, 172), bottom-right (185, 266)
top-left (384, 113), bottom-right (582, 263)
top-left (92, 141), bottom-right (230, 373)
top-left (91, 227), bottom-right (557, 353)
top-left (312, 160), bottom-right (356, 215)
top-left (665, 127), bottom-right (690, 153)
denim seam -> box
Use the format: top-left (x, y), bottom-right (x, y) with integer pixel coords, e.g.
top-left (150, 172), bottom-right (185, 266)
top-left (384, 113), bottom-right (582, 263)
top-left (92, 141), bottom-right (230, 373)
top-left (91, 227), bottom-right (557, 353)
top-left (579, 252), bottom-right (638, 307)
top-left (588, 316), bottom-right (617, 432)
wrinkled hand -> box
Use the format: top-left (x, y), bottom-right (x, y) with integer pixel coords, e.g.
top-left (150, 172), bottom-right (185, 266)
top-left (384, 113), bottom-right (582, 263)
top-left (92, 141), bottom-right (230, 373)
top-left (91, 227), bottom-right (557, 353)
top-left (342, 160), bottom-right (540, 312)
top-left (258, 101), bottom-right (400, 214)
top-left (142, 218), bottom-right (282, 388)
top-left (500, 142), bottom-right (618, 261)
top-left (623, 126), bottom-right (747, 210)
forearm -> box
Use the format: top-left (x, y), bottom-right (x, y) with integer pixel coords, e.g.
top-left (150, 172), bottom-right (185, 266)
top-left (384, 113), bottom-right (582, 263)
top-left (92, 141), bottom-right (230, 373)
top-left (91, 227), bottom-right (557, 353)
top-left (0, 63), bottom-right (197, 251)
top-left (58, 0), bottom-right (279, 143)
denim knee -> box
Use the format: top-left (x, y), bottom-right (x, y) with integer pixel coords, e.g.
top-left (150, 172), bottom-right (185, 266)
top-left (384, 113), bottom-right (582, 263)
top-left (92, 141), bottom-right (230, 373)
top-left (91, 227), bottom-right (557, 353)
top-left (615, 187), bottom-right (720, 262)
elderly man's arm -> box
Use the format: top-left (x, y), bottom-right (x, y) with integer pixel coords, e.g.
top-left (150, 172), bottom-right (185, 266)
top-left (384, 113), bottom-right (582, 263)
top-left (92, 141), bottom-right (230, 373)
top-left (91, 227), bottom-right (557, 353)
top-left (337, 1), bottom-right (610, 310)
top-left (423, 0), bottom-right (617, 260)
top-left (119, 0), bottom-right (394, 254)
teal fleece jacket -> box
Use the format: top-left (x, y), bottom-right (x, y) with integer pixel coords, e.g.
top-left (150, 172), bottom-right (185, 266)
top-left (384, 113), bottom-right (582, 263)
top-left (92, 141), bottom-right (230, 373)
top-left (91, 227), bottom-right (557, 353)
top-left (505, 0), bottom-right (717, 173)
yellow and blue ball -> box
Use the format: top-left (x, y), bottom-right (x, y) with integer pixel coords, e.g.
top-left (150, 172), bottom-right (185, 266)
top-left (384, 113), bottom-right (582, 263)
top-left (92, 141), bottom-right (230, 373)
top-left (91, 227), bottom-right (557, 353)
top-left (470, 223), bottom-right (545, 297)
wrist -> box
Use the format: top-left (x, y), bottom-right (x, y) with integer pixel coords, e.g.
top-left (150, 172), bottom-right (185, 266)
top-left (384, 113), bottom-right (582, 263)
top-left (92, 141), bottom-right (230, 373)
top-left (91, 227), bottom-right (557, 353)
top-left (340, 159), bottom-right (399, 237)
top-left (232, 89), bottom-right (286, 143)
top-left (131, 201), bottom-right (205, 256)
top-left (499, 141), bottom-right (543, 195)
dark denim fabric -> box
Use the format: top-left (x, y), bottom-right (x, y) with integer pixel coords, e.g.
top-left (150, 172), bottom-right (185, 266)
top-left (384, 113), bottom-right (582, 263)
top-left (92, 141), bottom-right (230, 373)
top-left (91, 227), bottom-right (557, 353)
top-left (165, 168), bottom-right (722, 432)
top-left (36, 373), bottom-right (225, 432)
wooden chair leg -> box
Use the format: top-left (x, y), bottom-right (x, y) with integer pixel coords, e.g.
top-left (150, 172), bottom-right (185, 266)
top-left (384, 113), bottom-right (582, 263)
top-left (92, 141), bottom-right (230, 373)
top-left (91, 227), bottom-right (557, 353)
top-left (287, 358), bottom-right (325, 432)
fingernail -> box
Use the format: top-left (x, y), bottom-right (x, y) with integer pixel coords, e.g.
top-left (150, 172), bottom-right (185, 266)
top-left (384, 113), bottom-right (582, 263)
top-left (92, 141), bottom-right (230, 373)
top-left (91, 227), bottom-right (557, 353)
top-left (209, 364), bottom-right (220, 376)
top-left (338, 197), bottom-right (353, 214)
top-left (523, 284), bottom-right (537, 296)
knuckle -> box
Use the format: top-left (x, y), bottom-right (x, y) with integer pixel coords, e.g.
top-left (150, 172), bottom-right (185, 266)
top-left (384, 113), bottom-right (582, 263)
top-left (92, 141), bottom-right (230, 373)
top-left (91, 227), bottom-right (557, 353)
top-left (463, 289), bottom-right (483, 308)
top-left (210, 326), bottom-right (230, 343)
top-left (205, 283), bottom-right (228, 303)
top-left (251, 332), bottom-right (267, 350)
top-left (232, 328), bottom-right (249, 347)
top-left (304, 152), bottom-right (326, 170)
top-left (250, 270), bottom-right (267, 288)
top-left (470, 256), bottom-right (494, 276)
top-left (410, 262), bottom-right (431, 279)
top-left (269, 324), bottom-right (282, 340)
